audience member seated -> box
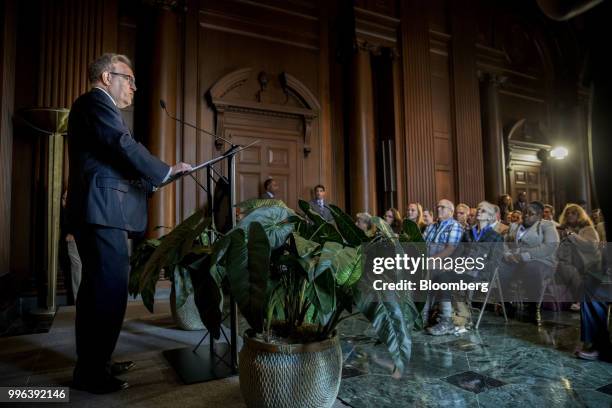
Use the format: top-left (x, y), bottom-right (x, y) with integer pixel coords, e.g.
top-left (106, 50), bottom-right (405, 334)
top-left (423, 199), bottom-right (464, 335)
top-left (557, 204), bottom-right (600, 313)
top-left (406, 202), bottom-right (426, 232)
top-left (467, 207), bottom-right (477, 228)
top-left (498, 194), bottom-right (514, 222)
top-left (355, 212), bottom-right (375, 237)
top-left (506, 210), bottom-right (524, 242)
top-left (455, 203), bottom-right (470, 230)
top-left (383, 208), bottom-right (403, 235)
top-left (591, 208), bottom-right (606, 242)
top-left (492, 204), bottom-right (509, 236)
top-left (543, 204), bottom-right (560, 227)
top-left (449, 201), bottom-right (504, 330)
top-left (498, 201), bottom-right (560, 323)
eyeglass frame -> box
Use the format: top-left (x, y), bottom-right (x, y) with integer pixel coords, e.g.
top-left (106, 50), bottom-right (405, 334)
top-left (108, 71), bottom-right (137, 89)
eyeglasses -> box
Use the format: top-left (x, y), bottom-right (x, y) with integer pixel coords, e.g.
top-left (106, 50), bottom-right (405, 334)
top-left (436, 205), bottom-right (450, 210)
top-left (109, 72), bottom-right (137, 89)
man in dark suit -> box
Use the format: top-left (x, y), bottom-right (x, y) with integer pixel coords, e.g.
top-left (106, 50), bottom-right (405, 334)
top-left (308, 184), bottom-right (333, 222)
top-left (260, 178), bottom-right (279, 199)
top-left (514, 191), bottom-right (528, 214)
top-left (66, 53), bottom-right (191, 393)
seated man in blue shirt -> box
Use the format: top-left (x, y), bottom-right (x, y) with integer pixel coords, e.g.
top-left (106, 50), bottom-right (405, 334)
top-left (423, 199), bottom-right (464, 335)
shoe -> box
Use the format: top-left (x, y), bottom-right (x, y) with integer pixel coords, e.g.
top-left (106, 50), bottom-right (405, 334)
top-left (109, 360), bottom-right (135, 376)
top-left (73, 373), bottom-right (129, 394)
top-left (575, 349), bottom-right (600, 361)
top-left (570, 303), bottom-right (581, 312)
top-left (426, 317), bottom-right (454, 336)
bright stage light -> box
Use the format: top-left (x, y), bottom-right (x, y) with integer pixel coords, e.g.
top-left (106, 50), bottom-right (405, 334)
top-left (550, 146), bottom-right (568, 160)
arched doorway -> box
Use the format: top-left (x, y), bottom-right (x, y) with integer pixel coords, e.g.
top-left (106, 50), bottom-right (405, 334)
top-left (208, 68), bottom-right (320, 209)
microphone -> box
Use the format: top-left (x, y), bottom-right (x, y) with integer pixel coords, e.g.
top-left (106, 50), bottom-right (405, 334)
top-left (159, 99), bottom-right (234, 147)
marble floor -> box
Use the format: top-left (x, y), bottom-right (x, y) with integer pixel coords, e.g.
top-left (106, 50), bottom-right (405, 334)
top-left (1, 292), bottom-right (611, 407)
top-left (337, 310), bottom-right (612, 408)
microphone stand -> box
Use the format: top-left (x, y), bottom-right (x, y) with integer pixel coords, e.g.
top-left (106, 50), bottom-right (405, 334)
top-left (160, 99), bottom-right (246, 383)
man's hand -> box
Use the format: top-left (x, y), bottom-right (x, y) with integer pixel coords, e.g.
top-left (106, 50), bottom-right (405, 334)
top-left (66, 233), bottom-right (75, 242)
top-left (170, 162), bottom-right (193, 177)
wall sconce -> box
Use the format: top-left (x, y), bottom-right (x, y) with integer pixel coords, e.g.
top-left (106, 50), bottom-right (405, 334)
top-left (550, 146), bottom-right (569, 160)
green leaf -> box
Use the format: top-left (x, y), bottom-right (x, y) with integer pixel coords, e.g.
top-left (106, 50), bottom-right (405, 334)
top-left (298, 200), bottom-right (344, 244)
top-left (292, 233), bottom-right (320, 258)
top-left (190, 256), bottom-right (223, 339)
top-left (313, 241), bottom-right (343, 281)
top-left (303, 303), bottom-right (317, 324)
top-left (210, 233), bottom-right (231, 267)
top-left (237, 206), bottom-right (294, 249)
top-left (402, 219), bottom-right (424, 242)
top-left (371, 216), bottom-right (396, 239)
top-left (313, 268), bottom-right (336, 316)
top-left (129, 239), bottom-right (160, 299)
top-left (298, 199), bottom-right (326, 226)
top-left (328, 204), bottom-right (369, 246)
top-left (335, 246), bottom-right (362, 287)
top-left (290, 214), bottom-right (317, 238)
top-left (266, 281), bottom-right (286, 328)
top-left (226, 223), bottom-right (270, 332)
top-left (236, 198), bottom-right (289, 214)
top-left (173, 265), bottom-right (194, 310)
top-left (356, 290), bottom-right (413, 373)
top-left (137, 210), bottom-right (211, 312)
top-left (305, 283), bottom-right (332, 326)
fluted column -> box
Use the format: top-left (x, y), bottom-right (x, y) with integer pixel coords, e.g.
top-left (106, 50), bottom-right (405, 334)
top-left (1, 0), bottom-right (17, 277)
top-left (401, 0), bottom-right (436, 209)
top-left (147, 6), bottom-right (179, 236)
top-left (348, 41), bottom-right (377, 215)
top-left (479, 72), bottom-right (507, 202)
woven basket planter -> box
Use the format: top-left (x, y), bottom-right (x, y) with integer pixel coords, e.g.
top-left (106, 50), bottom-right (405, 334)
top-left (239, 331), bottom-right (342, 408)
top-left (169, 286), bottom-right (204, 331)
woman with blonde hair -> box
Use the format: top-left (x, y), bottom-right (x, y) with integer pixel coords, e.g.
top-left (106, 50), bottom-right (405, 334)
top-left (557, 204), bottom-right (608, 360)
top-left (557, 203), bottom-right (601, 314)
top-left (406, 202), bottom-right (425, 231)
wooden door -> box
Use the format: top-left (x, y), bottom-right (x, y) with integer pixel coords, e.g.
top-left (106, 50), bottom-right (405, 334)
top-left (227, 122), bottom-right (302, 210)
top-left (510, 164), bottom-right (542, 203)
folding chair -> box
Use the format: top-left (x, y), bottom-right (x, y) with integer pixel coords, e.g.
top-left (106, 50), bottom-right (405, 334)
top-left (470, 266), bottom-right (508, 329)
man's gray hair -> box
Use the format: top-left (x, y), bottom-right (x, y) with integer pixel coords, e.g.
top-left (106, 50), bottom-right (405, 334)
top-left (88, 53), bottom-right (132, 83)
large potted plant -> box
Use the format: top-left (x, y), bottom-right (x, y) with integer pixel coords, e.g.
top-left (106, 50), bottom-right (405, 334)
top-left (129, 210), bottom-right (212, 330)
top-left (130, 199), bottom-right (423, 407)
top-left (205, 199), bottom-right (422, 408)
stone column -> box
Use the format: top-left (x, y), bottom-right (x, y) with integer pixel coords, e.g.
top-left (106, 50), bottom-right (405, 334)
top-left (147, 5), bottom-right (179, 236)
top-left (571, 104), bottom-right (590, 206)
top-left (479, 72), bottom-right (507, 202)
top-left (348, 40), bottom-right (377, 215)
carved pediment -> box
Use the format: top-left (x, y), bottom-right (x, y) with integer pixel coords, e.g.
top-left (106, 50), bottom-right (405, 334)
top-left (209, 68), bottom-right (319, 115)
top-left (208, 68), bottom-right (319, 156)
